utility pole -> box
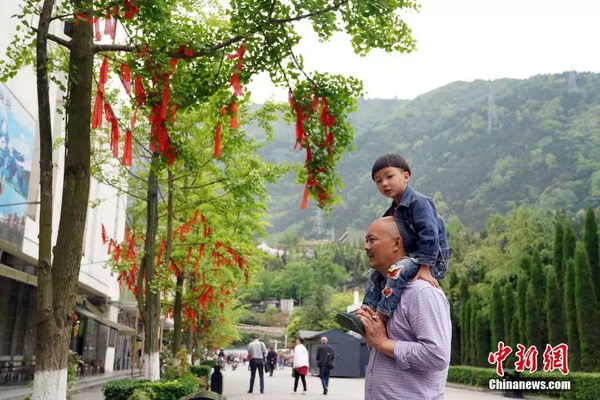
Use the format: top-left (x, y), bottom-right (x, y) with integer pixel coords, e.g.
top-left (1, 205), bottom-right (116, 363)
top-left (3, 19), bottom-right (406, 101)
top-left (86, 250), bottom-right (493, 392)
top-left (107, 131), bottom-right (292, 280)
top-left (312, 208), bottom-right (325, 236)
top-left (569, 68), bottom-right (579, 92)
top-left (487, 82), bottom-right (498, 134)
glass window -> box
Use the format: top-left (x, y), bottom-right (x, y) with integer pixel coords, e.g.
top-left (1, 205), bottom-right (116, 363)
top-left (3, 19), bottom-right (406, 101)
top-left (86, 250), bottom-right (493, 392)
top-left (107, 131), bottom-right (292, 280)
top-left (2, 282), bottom-right (19, 355)
top-left (15, 286), bottom-right (32, 355)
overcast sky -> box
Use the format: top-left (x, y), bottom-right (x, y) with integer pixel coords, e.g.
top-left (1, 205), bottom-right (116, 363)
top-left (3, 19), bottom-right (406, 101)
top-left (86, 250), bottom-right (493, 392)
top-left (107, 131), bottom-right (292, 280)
top-left (248, 0), bottom-right (600, 103)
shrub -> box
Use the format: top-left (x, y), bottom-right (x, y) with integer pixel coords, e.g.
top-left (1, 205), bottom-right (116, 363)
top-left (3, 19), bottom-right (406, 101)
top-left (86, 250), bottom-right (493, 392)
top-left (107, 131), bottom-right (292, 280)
top-left (200, 359), bottom-right (216, 367)
top-left (103, 378), bottom-right (198, 400)
top-left (145, 378), bottom-right (199, 400)
top-left (103, 379), bottom-right (149, 400)
top-left (447, 366), bottom-right (600, 400)
top-left (190, 365), bottom-right (212, 380)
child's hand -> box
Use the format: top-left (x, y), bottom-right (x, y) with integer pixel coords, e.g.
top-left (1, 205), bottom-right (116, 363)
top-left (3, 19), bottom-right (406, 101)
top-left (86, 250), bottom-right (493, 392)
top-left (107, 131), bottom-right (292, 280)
top-left (413, 265), bottom-right (439, 288)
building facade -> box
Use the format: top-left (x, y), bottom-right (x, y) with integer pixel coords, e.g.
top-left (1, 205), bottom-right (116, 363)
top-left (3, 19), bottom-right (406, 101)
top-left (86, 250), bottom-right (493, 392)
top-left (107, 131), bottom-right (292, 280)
top-left (0, 1), bottom-right (131, 385)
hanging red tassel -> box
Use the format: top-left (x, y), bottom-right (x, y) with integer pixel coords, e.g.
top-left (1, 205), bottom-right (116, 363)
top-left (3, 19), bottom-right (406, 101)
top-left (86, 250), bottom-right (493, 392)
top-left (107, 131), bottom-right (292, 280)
top-left (122, 130), bottom-right (133, 166)
top-left (171, 105), bottom-right (177, 125)
top-left (157, 239), bottom-right (165, 265)
top-left (300, 181), bottom-right (310, 209)
top-left (170, 57), bottom-right (178, 73)
top-left (186, 247), bottom-right (192, 263)
top-left (101, 224), bottom-right (107, 244)
top-left (119, 64), bottom-right (132, 94)
top-left (134, 75), bottom-right (146, 104)
top-left (94, 18), bottom-right (101, 41)
top-left (110, 15), bottom-right (118, 40)
top-left (214, 121), bottom-right (222, 159)
top-left (230, 73), bottom-right (243, 97)
top-left (131, 105), bottom-right (139, 130)
top-left (92, 91), bottom-right (104, 129)
top-left (104, 13), bottom-right (112, 36)
top-left (229, 100), bottom-right (238, 129)
top-left (105, 103), bottom-right (120, 158)
top-left (99, 56), bottom-right (109, 92)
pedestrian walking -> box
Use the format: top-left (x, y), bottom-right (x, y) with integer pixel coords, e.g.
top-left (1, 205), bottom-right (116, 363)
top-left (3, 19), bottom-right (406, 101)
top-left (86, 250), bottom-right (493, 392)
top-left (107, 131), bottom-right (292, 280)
top-left (247, 335), bottom-right (267, 394)
top-left (291, 338), bottom-right (309, 395)
top-left (316, 336), bottom-right (335, 395)
top-left (266, 347), bottom-right (278, 376)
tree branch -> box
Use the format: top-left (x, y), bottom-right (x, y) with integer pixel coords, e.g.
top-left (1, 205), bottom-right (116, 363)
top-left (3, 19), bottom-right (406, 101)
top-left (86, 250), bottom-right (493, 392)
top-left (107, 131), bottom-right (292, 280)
top-left (93, 0), bottom-right (350, 55)
top-left (270, 0), bottom-right (350, 24)
top-left (32, 26), bottom-right (72, 49)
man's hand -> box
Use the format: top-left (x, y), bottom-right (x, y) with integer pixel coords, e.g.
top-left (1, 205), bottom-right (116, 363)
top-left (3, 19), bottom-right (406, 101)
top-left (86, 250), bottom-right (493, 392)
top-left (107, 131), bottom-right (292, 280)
top-left (413, 264), bottom-right (439, 288)
top-left (356, 307), bottom-right (389, 350)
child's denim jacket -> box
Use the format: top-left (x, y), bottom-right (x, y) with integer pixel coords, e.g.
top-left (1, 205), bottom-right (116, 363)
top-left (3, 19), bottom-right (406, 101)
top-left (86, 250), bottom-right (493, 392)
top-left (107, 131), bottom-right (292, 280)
top-left (383, 186), bottom-right (452, 267)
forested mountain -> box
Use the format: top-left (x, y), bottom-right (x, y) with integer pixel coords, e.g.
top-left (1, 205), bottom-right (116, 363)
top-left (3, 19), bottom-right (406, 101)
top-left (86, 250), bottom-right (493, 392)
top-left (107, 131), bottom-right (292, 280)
top-left (255, 72), bottom-right (600, 238)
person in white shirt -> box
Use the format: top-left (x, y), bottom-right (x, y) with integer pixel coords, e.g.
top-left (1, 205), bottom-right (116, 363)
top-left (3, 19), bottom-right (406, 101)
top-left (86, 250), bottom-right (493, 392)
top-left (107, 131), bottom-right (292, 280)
top-left (291, 337), bottom-right (309, 395)
top-left (247, 335), bottom-right (267, 394)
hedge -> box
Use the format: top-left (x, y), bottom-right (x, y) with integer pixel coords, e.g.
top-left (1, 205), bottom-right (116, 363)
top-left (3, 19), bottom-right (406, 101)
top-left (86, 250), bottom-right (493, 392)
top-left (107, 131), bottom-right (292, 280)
top-left (190, 365), bottom-right (212, 380)
top-left (447, 366), bottom-right (600, 400)
top-left (103, 379), bottom-right (149, 400)
top-left (103, 378), bottom-right (199, 400)
top-left (200, 360), bottom-right (216, 367)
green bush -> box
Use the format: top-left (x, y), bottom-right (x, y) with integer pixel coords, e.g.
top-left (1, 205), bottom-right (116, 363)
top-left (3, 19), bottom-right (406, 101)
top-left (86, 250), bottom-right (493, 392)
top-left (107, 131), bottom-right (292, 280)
top-left (200, 359), bottom-right (216, 367)
top-left (145, 378), bottom-right (199, 400)
top-left (190, 365), bottom-right (212, 380)
top-left (103, 379), bottom-right (149, 400)
top-left (447, 366), bottom-right (600, 400)
top-left (103, 378), bottom-right (198, 400)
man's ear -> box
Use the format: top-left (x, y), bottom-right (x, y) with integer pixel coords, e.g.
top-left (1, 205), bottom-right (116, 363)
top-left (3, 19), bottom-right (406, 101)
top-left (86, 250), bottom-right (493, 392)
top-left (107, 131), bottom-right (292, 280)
top-left (393, 235), bottom-right (402, 252)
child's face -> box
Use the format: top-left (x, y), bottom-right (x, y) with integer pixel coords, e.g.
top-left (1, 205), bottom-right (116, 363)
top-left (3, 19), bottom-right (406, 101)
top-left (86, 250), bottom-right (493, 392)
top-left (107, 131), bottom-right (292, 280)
top-left (373, 167), bottom-right (410, 203)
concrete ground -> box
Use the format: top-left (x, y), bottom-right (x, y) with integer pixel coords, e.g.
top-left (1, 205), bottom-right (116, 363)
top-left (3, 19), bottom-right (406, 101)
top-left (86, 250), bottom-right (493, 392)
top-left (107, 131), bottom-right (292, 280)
top-left (74, 365), bottom-right (505, 400)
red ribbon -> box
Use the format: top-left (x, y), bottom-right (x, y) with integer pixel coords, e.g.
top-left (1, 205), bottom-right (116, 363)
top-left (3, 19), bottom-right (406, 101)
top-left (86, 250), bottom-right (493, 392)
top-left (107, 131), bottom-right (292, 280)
top-left (214, 121), bottom-right (222, 159)
top-left (123, 1), bottom-right (140, 19)
top-left (186, 247), bottom-right (192, 263)
top-left (156, 239), bottom-right (165, 265)
top-left (104, 13), bottom-right (113, 36)
top-left (134, 75), bottom-right (146, 104)
top-left (92, 91), bottom-right (103, 129)
top-left (101, 224), bottom-right (107, 244)
top-left (99, 56), bottom-right (109, 92)
top-left (229, 100), bottom-right (238, 129)
top-left (122, 130), bottom-right (132, 166)
top-left (94, 18), bottom-right (101, 41)
top-left (230, 73), bottom-right (243, 97)
top-left (104, 103), bottom-right (120, 158)
top-left (119, 64), bottom-right (132, 94)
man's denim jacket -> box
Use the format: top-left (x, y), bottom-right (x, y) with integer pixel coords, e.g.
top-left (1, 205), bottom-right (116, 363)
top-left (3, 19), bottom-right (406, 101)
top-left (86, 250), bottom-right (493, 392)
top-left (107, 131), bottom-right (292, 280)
top-left (383, 186), bottom-right (451, 267)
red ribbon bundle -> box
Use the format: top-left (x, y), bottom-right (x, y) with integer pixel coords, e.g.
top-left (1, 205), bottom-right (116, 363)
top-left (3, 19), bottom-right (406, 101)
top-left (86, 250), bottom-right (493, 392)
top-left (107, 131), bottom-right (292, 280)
top-left (288, 89), bottom-right (337, 209)
top-left (123, 1), bottom-right (140, 19)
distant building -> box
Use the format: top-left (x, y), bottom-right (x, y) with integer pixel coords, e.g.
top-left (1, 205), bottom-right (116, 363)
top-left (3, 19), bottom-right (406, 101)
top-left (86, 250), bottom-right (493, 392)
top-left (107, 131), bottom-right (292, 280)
top-left (302, 329), bottom-right (369, 378)
top-left (256, 242), bottom-right (284, 257)
top-left (280, 299), bottom-right (294, 314)
top-left (338, 230), bottom-right (367, 248)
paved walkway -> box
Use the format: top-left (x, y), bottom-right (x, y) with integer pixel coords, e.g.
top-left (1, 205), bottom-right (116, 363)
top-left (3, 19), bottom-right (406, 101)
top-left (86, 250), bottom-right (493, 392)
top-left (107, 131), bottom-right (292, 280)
top-left (220, 366), bottom-right (504, 400)
top-left (73, 366), bottom-right (506, 399)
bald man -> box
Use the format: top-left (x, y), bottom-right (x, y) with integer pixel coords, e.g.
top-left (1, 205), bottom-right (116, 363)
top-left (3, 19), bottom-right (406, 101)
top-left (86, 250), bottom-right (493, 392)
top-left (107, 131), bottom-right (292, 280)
top-left (316, 336), bottom-right (335, 395)
top-left (357, 217), bottom-right (451, 400)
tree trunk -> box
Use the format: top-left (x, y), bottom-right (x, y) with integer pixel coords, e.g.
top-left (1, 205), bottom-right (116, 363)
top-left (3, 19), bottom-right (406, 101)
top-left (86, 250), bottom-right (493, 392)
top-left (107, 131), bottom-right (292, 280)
top-left (173, 274), bottom-right (184, 358)
top-left (138, 152), bottom-right (161, 381)
top-left (166, 170), bottom-right (184, 360)
top-left (33, 1), bottom-right (93, 398)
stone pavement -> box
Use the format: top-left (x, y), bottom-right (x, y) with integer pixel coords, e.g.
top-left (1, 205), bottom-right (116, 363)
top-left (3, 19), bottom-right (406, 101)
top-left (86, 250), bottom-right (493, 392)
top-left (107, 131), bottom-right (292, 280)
top-left (218, 366), bottom-right (504, 400)
top-left (73, 366), bottom-right (506, 399)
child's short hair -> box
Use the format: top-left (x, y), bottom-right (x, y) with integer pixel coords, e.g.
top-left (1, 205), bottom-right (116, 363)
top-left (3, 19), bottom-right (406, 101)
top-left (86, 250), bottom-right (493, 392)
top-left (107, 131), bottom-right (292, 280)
top-left (371, 154), bottom-right (411, 180)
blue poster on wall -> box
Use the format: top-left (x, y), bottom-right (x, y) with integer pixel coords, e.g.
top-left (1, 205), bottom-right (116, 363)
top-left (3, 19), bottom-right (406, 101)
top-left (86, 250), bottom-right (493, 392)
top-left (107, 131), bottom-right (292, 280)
top-left (0, 83), bottom-right (36, 248)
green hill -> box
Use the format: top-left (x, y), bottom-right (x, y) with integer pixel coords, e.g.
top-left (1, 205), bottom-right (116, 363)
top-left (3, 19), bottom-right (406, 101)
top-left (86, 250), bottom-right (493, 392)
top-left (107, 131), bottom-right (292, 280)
top-left (256, 72), bottom-right (600, 238)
